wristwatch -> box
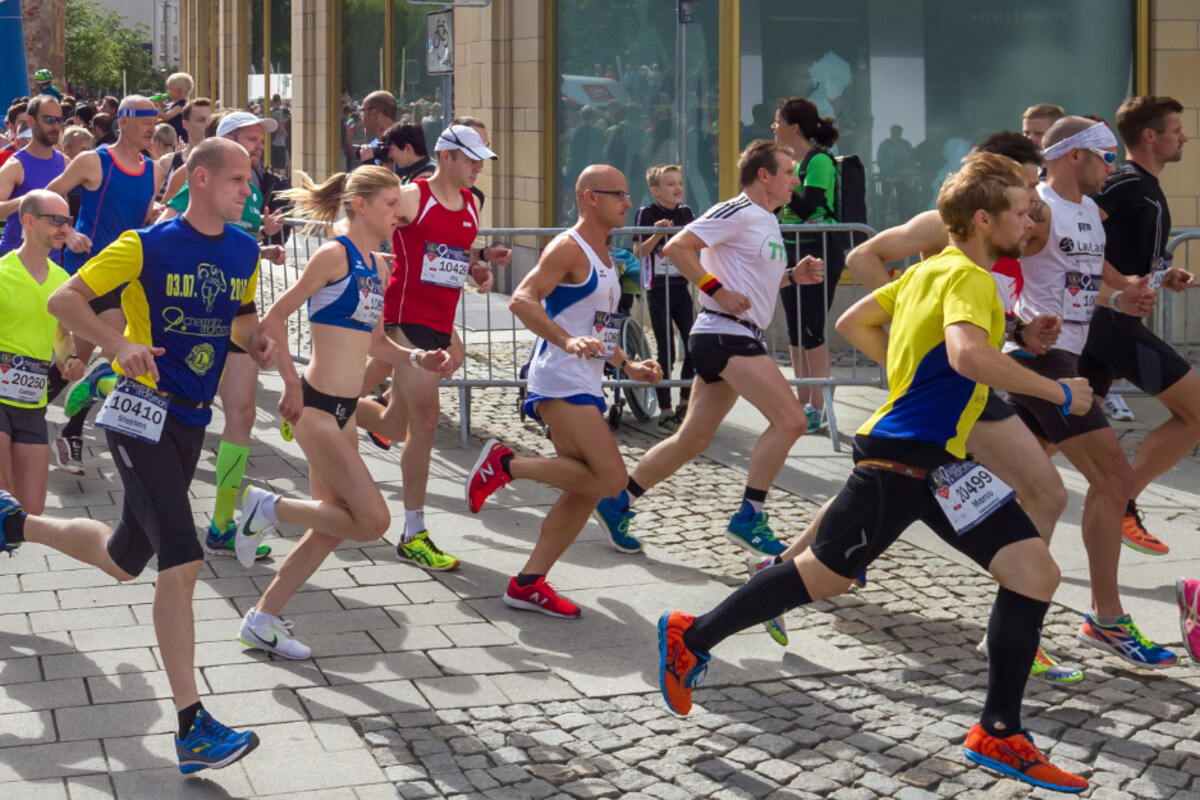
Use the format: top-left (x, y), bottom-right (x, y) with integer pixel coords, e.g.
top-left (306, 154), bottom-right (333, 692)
top-left (409, 348), bottom-right (425, 367)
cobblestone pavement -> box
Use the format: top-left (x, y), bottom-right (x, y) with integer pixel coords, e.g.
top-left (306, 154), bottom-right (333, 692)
top-left (7, 358), bottom-right (1200, 798)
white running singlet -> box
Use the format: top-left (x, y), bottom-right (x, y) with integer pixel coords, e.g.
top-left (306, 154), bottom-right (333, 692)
top-left (687, 193), bottom-right (790, 337)
top-left (526, 229), bottom-right (621, 401)
top-left (1007, 183), bottom-right (1105, 355)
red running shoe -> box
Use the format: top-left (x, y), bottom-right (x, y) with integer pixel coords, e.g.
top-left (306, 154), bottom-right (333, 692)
top-left (658, 611), bottom-right (709, 717)
top-left (503, 576), bottom-right (581, 619)
top-left (963, 723), bottom-right (1087, 793)
top-left (466, 438), bottom-right (513, 513)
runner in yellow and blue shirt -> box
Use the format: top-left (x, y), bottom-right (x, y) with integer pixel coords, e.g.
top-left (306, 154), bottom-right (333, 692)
top-left (657, 152), bottom-right (1095, 795)
top-left (0, 139), bottom-right (277, 776)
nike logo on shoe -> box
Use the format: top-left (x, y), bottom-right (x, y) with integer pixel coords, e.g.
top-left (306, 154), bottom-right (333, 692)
top-left (249, 626), bottom-right (279, 648)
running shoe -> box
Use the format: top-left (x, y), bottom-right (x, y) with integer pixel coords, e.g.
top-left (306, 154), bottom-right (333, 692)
top-left (1122, 503), bottom-right (1168, 555)
top-left (1078, 612), bottom-right (1177, 668)
top-left (63, 357), bottom-right (114, 417)
top-left (280, 419), bottom-right (293, 442)
top-left (657, 410), bottom-right (681, 433)
top-left (976, 639), bottom-right (1084, 685)
top-left (593, 495), bottom-right (641, 553)
top-left (1176, 578), bottom-right (1200, 663)
top-left (235, 486), bottom-right (278, 569)
top-left (205, 521), bottom-right (271, 560)
top-left (397, 531), bottom-right (460, 571)
top-left (175, 707), bottom-right (260, 774)
top-left (657, 611), bottom-right (710, 717)
top-left (963, 724), bottom-right (1087, 793)
top-left (853, 570), bottom-right (868, 589)
top-left (53, 434), bottom-right (84, 476)
top-left (503, 576), bottom-right (580, 619)
top-left (725, 510), bottom-right (785, 557)
top-left (466, 438), bottom-right (513, 513)
top-left (1103, 394), bottom-right (1135, 421)
top-left (237, 609), bottom-right (311, 660)
top-left (0, 489), bottom-right (24, 555)
top-left (803, 404), bottom-right (827, 434)
top-left (748, 556), bottom-right (788, 646)
top-left (367, 431), bottom-right (391, 450)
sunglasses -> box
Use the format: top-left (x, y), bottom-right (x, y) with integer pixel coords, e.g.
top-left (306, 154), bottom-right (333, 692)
top-left (1088, 148), bottom-right (1117, 165)
top-left (32, 212), bottom-right (73, 227)
top-left (40, 115), bottom-right (64, 126)
top-left (579, 189), bottom-right (631, 201)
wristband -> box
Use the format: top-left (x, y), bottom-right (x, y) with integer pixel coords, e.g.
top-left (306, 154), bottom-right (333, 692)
top-left (787, 267), bottom-right (798, 287)
top-left (1010, 320), bottom-right (1027, 346)
top-left (699, 273), bottom-right (723, 297)
top-left (619, 357), bottom-right (630, 370)
top-left (480, 246), bottom-right (490, 262)
top-left (1109, 289), bottom-right (1123, 313)
top-left (1058, 381), bottom-right (1072, 413)
top-left (409, 348), bottom-right (425, 367)
top-left (65, 354), bottom-right (79, 363)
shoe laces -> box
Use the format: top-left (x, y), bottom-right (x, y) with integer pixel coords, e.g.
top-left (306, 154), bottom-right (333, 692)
top-left (1116, 616), bottom-right (1157, 651)
top-left (422, 537), bottom-right (447, 557)
top-left (1033, 647), bottom-right (1057, 668)
top-left (1126, 504), bottom-right (1148, 532)
top-left (68, 437), bottom-right (83, 461)
top-left (1182, 585), bottom-right (1200, 632)
top-left (751, 513), bottom-right (774, 537)
top-left (194, 710), bottom-right (236, 740)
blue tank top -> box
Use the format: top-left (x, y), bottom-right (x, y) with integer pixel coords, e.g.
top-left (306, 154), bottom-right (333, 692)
top-left (64, 145), bottom-right (154, 274)
top-left (307, 236), bottom-right (384, 332)
top-left (0, 148), bottom-right (67, 263)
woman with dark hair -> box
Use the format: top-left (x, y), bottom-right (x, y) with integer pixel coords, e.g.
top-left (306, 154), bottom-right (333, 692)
top-left (772, 96), bottom-right (843, 432)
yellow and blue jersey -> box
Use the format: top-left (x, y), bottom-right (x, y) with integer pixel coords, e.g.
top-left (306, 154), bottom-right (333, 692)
top-left (858, 246), bottom-right (1005, 459)
top-left (77, 216), bottom-right (260, 427)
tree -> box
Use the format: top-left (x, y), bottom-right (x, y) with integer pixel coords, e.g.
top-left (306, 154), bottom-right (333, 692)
top-left (65, 0), bottom-right (163, 97)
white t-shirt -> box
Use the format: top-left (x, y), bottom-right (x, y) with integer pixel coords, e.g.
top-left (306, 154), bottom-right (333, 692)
top-left (687, 193), bottom-right (789, 337)
top-left (1008, 182), bottom-right (1105, 356)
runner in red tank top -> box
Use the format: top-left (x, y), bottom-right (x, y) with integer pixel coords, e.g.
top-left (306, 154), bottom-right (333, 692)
top-left (357, 123), bottom-right (512, 571)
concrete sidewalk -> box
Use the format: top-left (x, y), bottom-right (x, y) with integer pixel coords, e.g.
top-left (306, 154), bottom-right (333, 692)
top-left (5, 368), bottom-right (1200, 799)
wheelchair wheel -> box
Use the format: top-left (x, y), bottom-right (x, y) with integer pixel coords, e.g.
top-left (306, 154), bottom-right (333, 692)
top-left (619, 318), bottom-right (657, 423)
top-left (517, 361), bottom-right (530, 421)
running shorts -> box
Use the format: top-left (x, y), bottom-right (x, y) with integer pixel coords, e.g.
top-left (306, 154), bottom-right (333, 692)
top-left (300, 374), bottom-right (358, 429)
top-left (1005, 349), bottom-right (1108, 445)
top-left (1079, 308), bottom-right (1192, 398)
top-left (688, 332), bottom-right (769, 384)
top-left (389, 322), bottom-right (452, 352)
top-left (977, 389), bottom-right (1016, 422)
top-left (0, 403), bottom-right (48, 445)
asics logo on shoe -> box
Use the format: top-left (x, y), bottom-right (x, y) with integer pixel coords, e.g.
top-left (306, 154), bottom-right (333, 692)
top-left (997, 741), bottom-right (1041, 773)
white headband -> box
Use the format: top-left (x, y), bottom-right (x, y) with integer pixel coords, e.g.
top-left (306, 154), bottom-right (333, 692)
top-left (1041, 123), bottom-right (1118, 161)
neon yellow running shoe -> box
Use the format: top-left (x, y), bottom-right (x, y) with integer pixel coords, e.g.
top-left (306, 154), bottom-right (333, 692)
top-left (281, 419), bottom-right (293, 442)
top-left (977, 640), bottom-right (1084, 684)
top-left (398, 531), bottom-right (460, 571)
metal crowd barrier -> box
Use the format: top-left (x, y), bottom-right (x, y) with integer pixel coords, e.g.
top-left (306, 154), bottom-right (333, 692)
top-left (264, 220), bottom-right (889, 451)
top-left (1162, 227), bottom-right (1200, 359)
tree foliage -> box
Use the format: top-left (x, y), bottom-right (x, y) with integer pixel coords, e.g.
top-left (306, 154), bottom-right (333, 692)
top-left (65, 0), bottom-right (164, 97)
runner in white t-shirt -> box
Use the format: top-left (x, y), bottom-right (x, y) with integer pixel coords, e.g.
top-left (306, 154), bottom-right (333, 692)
top-left (594, 140), bottom-right (824, 556)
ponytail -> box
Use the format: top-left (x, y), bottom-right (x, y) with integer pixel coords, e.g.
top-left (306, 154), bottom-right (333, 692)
top-left (278, 165), bottom-right (400, 237)
top-left (777, 96), bottom-right (841, 149)
top-left (812, 116), bottom-right (840, 149)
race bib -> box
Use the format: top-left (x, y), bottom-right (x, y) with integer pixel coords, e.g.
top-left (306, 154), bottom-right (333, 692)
top-left (350, 275), bottom-right (384, 327)
top-left (928, 460), bottom-right (1016, 535)
top-left (1062, 271), bottom-right (1100, 324)
top-left (95, 376), bottom-right (169, 444)
top-left (421, 242), bottom-right (471, 289)
top-left (653, 252), bottom-right (679, 277)
top-left (1149, 255), bottom-right (1172, 292)
top-left (0, 352), bottom-right (50, 404)
top-left (593, 311), bottom-right (622, 360)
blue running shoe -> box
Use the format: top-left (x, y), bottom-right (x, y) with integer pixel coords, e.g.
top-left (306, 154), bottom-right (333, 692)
top-left (64, 357), bottom-right (115, 417)
top-left (853, 569), bottom-right (867, 589)
top-left (748, 556), bottom-right (788, 646)
top-left (1078, 612), bottom-right (1177, 669)
top-left (594, 495), bottom-right (641, 553)
top-left (205, 521), bottom-right (271, 560)
top-left (175, 708), bottom-right (260, 774)
top-left (725, 510), bottom-right (784, 557)
top-left (0, 490), bottom-right (24, 555)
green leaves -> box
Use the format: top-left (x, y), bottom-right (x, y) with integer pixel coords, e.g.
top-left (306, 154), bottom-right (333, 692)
top-left (65, 0), bottom-right (165, 96)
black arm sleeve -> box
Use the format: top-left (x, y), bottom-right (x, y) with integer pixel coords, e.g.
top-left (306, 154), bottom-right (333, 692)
top-left (785, 185), bottom-right (829, 222)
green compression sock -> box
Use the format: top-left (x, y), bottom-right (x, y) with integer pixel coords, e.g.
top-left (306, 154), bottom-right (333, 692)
top-left (213, 441), bottom-right (250, 530)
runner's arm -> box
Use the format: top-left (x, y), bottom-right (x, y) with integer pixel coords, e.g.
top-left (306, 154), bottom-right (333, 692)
top-left (46, 150), bottom-right (100, 196)
top-left (510, 236), bottom-right (606, 358)
top-left (0, 158), bottom-right (24, 219)
top-left (663, 229), bottom-right (752, 315)
top-left (844, 209), bottom-right (946, 291)
top-left (160, 167), bottom-right (188, 208)
top-left (835, 294), bottom-right (891, 365)
top-left (1021, 197), bottom-right (1051, 257)
top-left (258, 242), bottom-right (348, 386)
top-left (47, 275), bottom-right (128, 361)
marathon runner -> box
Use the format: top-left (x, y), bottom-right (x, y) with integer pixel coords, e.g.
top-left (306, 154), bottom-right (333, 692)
top-left (0, 190), bottom-right (82, 513)
top-left (231, 166), bottom-right (452, 658)
top-left (4, 137), bottom-right (272, 773)
top-left (353, 123), bottom-right (510, 571)
top-left (594, 140), bottom-right (823, 557)
top-left (657, 151), bottom-right (1092, 794)
top-left (1079, 97), bottom-right (1198, 557)
top-left (45, 95), bottom-right (165, 476)
top-left (463, 164), bottom-right (662, 618)
top-left (0, 95), bottom-right (67, 262)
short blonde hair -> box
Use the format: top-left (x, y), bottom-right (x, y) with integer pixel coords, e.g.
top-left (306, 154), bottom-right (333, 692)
top-left (645, 164), bottom-right (681, 188)
top-left (1022, 103), bottom-right (1064, 122)
top-left (61, 125), bottom-right (93, 149)
top-left (166, 72), bottom-right (194, 94)
top-left (937, 152), bottom-right (1026, 240)
top-left (153, 123), bottom-right (177, 149)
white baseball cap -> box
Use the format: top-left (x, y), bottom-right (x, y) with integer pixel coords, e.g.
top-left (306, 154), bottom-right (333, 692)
top-left (217, 111), bottom-right (278, 139)
top-left (435, 124), bottom-right (497, 161)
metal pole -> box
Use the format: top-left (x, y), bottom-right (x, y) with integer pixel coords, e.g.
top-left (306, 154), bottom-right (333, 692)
top-left (443, 4), bottom-right (454, 128)
top-left (675, 3), bottom-right (687, 180)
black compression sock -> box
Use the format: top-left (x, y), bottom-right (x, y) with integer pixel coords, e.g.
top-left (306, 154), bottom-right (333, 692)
top-left (46, 363), bottom-right (69, 404)
top-left (980, 587), bottom-right (1048, 737)
top-left (2, 512), bottom-right (25, 544)
top-left (499, 452), bottom-right (514, 478)
top-left (627, 478), bottom-right (645, 500)
top-left (177, 701), bottom-right (203, 739)
top-left (1125, 499), bottom-right (1137, 515)
top-left (515, 572), bottom-right (543, 588)
top-left (684, 561), bottom-right (811, 654)
top-left (61, 407), bottom-right (90, 439)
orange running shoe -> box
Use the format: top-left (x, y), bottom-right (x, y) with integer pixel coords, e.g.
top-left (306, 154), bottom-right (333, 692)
top-left (1122, 503), bottom-right (1168, 555)
top-left (964, 724), bottom-right (1087, 793)
top-left (657, 611), bottom-right (710, 716)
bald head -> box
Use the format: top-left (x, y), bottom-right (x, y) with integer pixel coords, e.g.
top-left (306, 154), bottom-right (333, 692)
top-left (186, 136), bottom-right (249, 180)
top-left (575, 164), bottom-right (625, 195)
top-left (19, 188), bottom-right (67, 220)
top-left (1042, 116), bottom-right (1100, 150)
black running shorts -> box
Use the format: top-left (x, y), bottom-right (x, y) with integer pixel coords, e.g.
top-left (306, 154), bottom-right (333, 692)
top-left (977, 389), bottom-right (1016, 422)
top-left (106, 414), bottom-right (206, 576)
top-left (1005, 349), bottom-right (1108, 445)
top-left (809, 435), bottom-right (1040, 580)
top-left (0, 403), bottom-right (48, 445)
top-left (688, 332), bottom-right (769, 384)
top-left (391, 322), bottom-right (452, 352)
top-left (1079, 308), bottom-right (1192, 398)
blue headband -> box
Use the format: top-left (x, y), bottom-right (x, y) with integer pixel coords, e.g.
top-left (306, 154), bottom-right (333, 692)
top-left (117, 108), bottom-right (158, 118)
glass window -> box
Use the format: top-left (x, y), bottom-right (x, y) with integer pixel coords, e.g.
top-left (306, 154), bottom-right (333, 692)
top-left (250, 0), bottom-right (264, 110)
top-left (341, 0), bottom-right (388, 171)
top-left (553, 0), bottom-right (720, 226)
top-left (267, 0), bottom-right (292, 173)
top-left (740, 0), bottom-right (1134, 229)
top-left (393, 4), bottom-right (450, 149)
